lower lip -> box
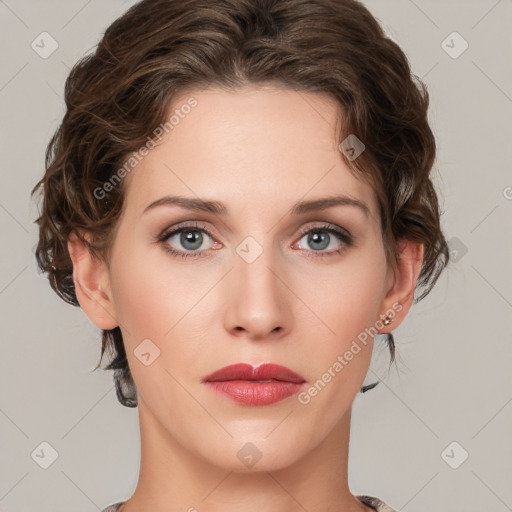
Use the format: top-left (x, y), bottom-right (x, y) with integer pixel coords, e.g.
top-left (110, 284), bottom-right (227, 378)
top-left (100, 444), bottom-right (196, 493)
top-left (205, 380), bottom-right (305, 406)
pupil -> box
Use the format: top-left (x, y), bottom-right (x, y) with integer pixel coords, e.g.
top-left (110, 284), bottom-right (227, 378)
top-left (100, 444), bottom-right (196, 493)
top-left (182, 230), bottom-right (202, 250)
top-left (309, 231), bottom-right (329, 250)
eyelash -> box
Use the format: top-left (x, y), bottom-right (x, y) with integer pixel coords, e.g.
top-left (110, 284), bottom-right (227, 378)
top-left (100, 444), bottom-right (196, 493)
top-left (157, 222), bottom-right (353, 260)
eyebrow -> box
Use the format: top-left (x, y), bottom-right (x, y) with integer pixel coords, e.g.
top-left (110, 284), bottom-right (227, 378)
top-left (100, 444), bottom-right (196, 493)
top-left (142, 194), bottom-right (370, 218)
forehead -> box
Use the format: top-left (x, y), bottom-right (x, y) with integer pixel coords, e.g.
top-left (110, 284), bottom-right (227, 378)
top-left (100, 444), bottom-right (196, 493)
top-left (122, 85), bottom-right (378, 222)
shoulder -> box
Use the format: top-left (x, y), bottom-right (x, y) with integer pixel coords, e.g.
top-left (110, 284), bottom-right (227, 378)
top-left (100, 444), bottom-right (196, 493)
top-left (356, 494), bottom-right (398, 512)
top-left (101, 503), bottom-right (123, 512)
top-left (102, 497), bottom-right (395, 512)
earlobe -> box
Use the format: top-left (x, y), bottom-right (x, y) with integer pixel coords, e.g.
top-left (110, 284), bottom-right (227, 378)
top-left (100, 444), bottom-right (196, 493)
top-left (67, 231), bottom-right (118, 330)
top-left (378, 239), bottom-right (424, 333)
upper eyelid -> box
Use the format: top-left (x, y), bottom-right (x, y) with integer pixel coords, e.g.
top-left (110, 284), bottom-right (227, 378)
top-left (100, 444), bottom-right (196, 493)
top-left (160, 222), bottom-right (214, 238)
top-left (160, 221), bottom-right (352, 245)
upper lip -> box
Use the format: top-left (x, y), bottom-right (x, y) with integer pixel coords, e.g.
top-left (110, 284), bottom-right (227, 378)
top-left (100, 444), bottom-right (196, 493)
top-left (203, 363), bottom-right (306, 383)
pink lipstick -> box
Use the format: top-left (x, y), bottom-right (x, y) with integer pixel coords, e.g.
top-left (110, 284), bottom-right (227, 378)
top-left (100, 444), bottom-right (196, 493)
top-left (202, 363), bottom-right (306, 406)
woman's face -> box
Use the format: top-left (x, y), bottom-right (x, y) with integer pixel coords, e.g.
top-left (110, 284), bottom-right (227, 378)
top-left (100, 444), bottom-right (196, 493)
top-left (102, 85), bottom-right (396, 471)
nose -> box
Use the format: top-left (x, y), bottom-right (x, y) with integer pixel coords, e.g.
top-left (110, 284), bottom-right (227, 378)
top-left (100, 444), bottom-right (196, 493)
top-left (222, 246), bottom-right (292, 341)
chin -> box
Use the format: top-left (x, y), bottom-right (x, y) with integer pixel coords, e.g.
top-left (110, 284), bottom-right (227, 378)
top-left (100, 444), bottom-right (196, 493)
top-left (195, 432), bottom-right (311, 473)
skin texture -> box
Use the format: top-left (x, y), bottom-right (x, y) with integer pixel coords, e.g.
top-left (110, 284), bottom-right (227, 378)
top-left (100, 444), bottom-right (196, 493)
top-left (68, 84), bottom-right (423, 512)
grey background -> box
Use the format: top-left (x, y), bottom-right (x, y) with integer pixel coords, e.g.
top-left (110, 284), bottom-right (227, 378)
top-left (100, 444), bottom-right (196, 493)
top-left (0, 0), bottom-right (511, 511)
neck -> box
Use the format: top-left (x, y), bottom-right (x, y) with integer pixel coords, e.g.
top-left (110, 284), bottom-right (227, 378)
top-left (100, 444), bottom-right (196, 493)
top-left (119, 399), bottom-right (370, 512)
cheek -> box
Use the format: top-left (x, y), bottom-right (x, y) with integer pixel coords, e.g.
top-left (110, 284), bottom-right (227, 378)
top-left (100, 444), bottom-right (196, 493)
top-left (107, 238), bottom-right (179, 362)
top-left (109, 240), bottom-right (214, 353)
top-left (295, 271), bottom-right (384, 424)
top-left (108, 246), bottom-right (204, 407)
top-left (295, 244), bottom-right (387, 395)
top-left (301, 249), bottom-right (387, 342)
top-left (110, 260), bottom-right (164, 337)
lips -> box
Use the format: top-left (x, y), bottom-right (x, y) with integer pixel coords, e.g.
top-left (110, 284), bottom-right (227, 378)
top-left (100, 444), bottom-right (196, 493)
top-left (203, 363), bottom-right (306, 384)
top-left (202, 363), bottom-right (306, 406)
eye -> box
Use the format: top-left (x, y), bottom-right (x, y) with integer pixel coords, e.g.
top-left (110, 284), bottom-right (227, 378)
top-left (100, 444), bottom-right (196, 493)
top-left (158, 222), bottom-right (220, 259)
top-left (293, 223), bottom-right (353, 257)
top-left (157, 222), bottom-right (353, 260)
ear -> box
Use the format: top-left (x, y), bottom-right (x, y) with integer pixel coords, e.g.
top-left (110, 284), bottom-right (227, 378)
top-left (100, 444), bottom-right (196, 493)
top-left (67, 230), bottom-right (118, 330)
top-left (377, 239), bottom-right (424, 334)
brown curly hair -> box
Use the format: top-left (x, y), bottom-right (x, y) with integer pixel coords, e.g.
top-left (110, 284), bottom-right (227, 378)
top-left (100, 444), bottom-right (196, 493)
top-left (31, 0), bottom-right (450, 407)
